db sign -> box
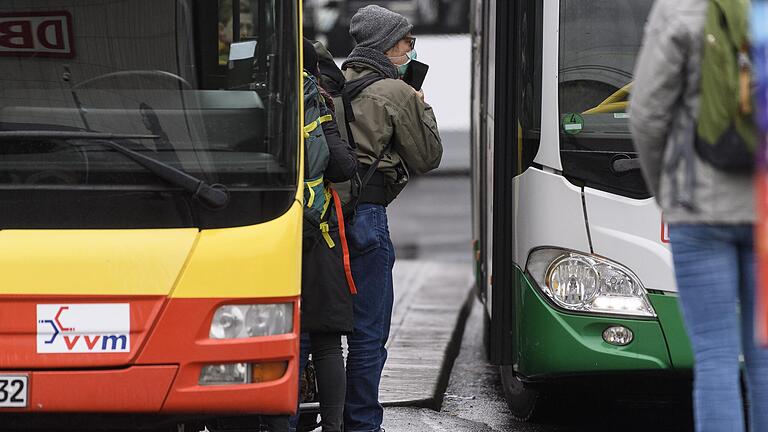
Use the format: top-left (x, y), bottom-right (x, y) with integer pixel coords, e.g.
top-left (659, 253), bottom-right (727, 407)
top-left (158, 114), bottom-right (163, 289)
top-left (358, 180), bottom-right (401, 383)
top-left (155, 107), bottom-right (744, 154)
top-left (0, 12), bottom-right (74, 58)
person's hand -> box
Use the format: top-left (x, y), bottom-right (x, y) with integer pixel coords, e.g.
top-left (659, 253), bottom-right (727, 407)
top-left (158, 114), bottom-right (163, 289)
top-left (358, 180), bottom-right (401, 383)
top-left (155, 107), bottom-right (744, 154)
top-left (415, 88), bottom-right (425, 102)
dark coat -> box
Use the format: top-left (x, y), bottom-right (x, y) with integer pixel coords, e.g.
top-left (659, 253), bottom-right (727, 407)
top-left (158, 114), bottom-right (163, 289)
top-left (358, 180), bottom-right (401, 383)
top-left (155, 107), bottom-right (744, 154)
top-left (300, 213), bottom-right (354, 334)
top-left (300, 81), bottom-right (358, 334)
top-left (321, 115), bottom-right (357, 183)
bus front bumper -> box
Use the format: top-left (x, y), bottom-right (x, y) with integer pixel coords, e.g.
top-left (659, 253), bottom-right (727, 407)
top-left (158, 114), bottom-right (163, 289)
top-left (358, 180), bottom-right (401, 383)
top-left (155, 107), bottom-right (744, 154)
top-left (0, 296), bottom-right (300, 415)
top-left (5, 360), bottom-right (296, 414)
top-left (515, 269), bottom-right (693, 379)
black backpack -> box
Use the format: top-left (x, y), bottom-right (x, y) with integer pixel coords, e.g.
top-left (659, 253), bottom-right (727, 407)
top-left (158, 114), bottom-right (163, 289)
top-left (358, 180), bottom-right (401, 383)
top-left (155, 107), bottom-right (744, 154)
top-left (312, 41), bottom-right (390, 218)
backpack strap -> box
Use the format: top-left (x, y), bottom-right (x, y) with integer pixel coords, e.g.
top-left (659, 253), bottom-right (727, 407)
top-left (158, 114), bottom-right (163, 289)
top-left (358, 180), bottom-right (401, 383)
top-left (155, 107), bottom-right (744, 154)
top-left (303, 114), bottom-right (333, 138)
top-left (344, 73), bottom-right (386, 100)
top-left (350, 137), bottom-right (394, 209)
top-left (330, 187), bottom-right (358, 295)
top-left (738, 46), bottom-right (752, 114)
top-left (341, 72), bottom-right (391, 218)
top-left (337, 72), bottom-right (386, 149)
top-left (319, 222), bottom-right (336, 248)
top-left (304, 177), bottom-right (324, 208)
top-left (333, 95), bottom-right (353, 148)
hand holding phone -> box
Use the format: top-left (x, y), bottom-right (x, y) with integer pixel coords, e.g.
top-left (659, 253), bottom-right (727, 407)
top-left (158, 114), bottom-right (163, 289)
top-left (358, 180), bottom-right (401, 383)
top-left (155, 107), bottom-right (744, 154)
top-left (403, 60), bottom-right (429, 91)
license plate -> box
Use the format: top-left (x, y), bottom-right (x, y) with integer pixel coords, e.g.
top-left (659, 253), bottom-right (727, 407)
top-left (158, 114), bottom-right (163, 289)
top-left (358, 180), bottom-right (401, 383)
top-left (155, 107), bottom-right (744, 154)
top-left (0, 375), bottom-right (28, 408)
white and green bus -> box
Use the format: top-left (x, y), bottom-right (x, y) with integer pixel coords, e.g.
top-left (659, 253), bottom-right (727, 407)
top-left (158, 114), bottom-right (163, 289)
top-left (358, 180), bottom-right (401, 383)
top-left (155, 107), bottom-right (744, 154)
top-left (471, 0), bottom-right (693, 420)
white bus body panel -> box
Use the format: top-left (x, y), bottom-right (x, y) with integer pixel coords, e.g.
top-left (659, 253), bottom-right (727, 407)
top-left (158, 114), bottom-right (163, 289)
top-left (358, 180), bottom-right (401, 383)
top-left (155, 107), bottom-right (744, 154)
top-left (486, 167), bottom-right (588, 319)
top-left (513, 168), bottom-right (590, 266)
top-left (532, 0), bottom-right (562, 171)
top-left (583, 187), bottom-right (677, 292)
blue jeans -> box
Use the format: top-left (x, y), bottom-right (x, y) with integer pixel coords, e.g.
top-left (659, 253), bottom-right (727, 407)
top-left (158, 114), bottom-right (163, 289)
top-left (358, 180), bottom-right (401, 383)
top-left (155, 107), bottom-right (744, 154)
top-left (669, 224), bottom-right (768, 432)
top-left (344, 204), bottom-right (395, 432)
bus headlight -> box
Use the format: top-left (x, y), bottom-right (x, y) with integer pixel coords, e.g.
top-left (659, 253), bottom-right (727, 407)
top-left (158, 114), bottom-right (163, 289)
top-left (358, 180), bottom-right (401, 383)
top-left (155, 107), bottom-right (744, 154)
top-left (245, 303), bottom-right (293, 337)
top-left (199, 363), bottom-right (250, 385)
top-left (526, 249), bottom-right (656, 318)
top-left (210, 303), bottom-right (293, 339)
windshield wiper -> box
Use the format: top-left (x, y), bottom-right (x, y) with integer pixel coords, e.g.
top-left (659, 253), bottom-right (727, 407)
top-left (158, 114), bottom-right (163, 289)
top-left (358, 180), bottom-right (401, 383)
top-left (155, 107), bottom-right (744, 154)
top-left (0, 130), bottom-right (229, 209)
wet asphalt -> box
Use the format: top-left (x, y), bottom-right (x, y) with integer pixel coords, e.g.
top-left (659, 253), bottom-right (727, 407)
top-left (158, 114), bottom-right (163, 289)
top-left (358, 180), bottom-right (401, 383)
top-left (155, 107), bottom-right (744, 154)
top-left (384, 295), bottom-right (695, 432)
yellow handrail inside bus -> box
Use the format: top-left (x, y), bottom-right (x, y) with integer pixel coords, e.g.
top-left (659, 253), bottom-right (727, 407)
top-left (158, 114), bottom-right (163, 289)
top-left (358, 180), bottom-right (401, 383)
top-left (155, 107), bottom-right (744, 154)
top-left (582, 82), bottom-right (633, 115)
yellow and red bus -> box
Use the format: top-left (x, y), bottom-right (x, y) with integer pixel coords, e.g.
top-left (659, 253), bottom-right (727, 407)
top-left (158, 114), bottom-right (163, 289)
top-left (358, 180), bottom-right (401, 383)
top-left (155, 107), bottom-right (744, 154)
top-left (0, 1), bottom-right (303, 430)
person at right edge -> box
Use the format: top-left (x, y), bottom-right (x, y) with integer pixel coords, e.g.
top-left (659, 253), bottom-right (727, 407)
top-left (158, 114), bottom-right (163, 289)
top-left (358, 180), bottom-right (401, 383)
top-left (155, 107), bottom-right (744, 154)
top-left (630, 0), bottom-right (768, 431)
top-left (340, 5), bottom-right (442, 432)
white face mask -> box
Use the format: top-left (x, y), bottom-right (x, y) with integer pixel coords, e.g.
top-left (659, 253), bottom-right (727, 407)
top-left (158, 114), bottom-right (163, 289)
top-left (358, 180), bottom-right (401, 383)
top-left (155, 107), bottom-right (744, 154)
top-left (389, 49), bottom-right (418, 76)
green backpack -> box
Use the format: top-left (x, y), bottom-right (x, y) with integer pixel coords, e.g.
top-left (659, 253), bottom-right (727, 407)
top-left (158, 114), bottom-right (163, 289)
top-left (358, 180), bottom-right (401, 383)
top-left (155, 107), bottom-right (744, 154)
top-left (696, 0), bottom-right (758, 172)
top-left (302, 71), bottom-right (359, 295)
top-left (303, 71), bottom-right (334, 228)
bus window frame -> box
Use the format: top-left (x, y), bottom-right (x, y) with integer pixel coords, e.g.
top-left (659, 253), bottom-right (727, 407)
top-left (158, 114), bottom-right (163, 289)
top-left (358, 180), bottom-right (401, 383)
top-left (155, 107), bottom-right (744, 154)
top-left (195, 1), bottom-right (226, 89)
top-left (196, 0), bottom-right (278, 90)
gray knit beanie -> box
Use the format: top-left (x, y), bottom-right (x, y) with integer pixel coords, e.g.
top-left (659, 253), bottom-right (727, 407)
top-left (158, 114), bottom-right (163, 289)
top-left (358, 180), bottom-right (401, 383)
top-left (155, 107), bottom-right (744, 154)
top-left (349, 5), bottom-right (413, 53)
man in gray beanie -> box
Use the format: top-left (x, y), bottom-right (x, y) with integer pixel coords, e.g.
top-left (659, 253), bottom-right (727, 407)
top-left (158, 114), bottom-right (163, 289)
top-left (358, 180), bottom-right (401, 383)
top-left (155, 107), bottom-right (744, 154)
top-left (350, 5), bottom-right (412, 53)
top-left (337, 5), bottom-right (442, 432)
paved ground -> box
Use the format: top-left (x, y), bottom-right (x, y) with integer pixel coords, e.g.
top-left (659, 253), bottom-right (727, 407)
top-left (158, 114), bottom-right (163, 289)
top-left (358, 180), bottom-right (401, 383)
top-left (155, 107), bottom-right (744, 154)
top-left (384, 299), bottom-right (508, 432)
top-left (433, 130), bottom-right (470, 174)
top-left (381, 260), bottom-right (471, 405)
top-left (384, 295), bottom-right (695, 432)
top-left (387, 175), bottom-right (472, 263)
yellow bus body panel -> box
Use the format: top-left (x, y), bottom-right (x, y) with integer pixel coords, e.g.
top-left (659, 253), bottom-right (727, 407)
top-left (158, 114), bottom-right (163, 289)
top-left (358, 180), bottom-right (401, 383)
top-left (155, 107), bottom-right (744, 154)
top-left (0, 201), bottom-right (302, 299)
top-left (170, 200), bottom-right (303, 299)
top-left (0, 228), bottom-right (198, 296)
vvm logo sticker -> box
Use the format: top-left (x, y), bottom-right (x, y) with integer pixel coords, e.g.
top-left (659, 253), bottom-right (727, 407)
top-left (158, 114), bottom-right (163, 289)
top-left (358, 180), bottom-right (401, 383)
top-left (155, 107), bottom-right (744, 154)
top-left (36, 304), bottom-right (130, 353)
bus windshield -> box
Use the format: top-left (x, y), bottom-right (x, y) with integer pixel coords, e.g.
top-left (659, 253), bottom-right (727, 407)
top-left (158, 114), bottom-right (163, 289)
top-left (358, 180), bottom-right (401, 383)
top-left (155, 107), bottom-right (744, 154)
top-left (0, 0), bottom-right (298, 229)
top-left (558, 0), bottom-right (652, 199)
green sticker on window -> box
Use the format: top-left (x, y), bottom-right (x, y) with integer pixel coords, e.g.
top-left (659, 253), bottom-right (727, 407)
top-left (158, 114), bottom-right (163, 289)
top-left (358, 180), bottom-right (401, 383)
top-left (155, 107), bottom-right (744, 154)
top-left (562, 113), bottom-right (584, 135)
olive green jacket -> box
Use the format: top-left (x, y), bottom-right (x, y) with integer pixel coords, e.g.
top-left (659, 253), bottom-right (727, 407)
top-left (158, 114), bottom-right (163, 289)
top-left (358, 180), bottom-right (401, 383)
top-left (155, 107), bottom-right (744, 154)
top-left (342, 65), bottom-right (443, 203)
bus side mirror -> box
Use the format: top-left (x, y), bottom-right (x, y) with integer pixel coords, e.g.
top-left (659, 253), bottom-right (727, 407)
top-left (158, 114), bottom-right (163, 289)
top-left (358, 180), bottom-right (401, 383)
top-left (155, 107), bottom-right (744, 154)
top-left (227, 40), bottom-right (258, 90)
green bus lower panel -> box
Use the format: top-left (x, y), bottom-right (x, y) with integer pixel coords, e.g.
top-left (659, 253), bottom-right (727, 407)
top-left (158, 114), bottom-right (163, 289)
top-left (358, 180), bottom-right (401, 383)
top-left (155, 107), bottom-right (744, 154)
top-left (516, 269), bottom-right (676, 378)
top-left (648, 293), bottom-right (693, 369)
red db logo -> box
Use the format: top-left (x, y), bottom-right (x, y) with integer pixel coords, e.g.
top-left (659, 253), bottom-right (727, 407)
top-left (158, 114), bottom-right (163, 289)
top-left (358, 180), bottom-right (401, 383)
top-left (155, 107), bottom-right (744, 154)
top-left (0, 12), bottom-right (74, 58)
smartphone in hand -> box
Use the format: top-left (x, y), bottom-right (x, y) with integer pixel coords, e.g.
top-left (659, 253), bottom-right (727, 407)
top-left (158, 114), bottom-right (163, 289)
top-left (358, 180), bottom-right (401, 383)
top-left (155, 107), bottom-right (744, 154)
top-left (403, 60), bottom-right (429, 91)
